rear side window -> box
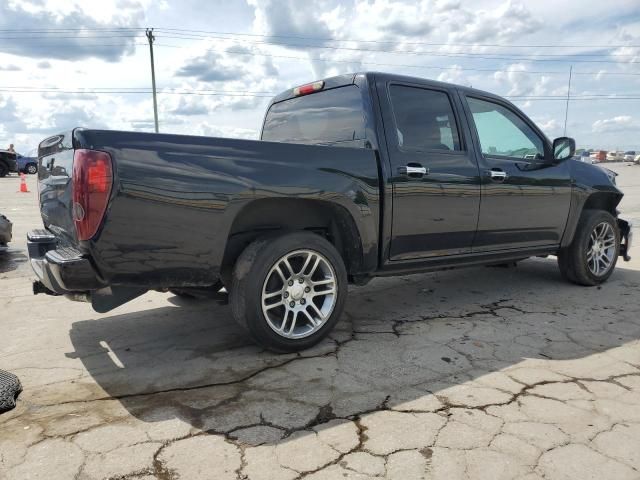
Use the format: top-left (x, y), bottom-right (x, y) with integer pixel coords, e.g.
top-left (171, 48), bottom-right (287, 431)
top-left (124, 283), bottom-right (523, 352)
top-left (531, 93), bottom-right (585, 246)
top-left (389, 85), bottom-right (461, 152)
top-left (262, 85), bottom-right (366, 146)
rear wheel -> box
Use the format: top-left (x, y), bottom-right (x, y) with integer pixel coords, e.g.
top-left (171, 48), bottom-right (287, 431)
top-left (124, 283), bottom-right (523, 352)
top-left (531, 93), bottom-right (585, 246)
top-left (558, 210), bottom-right (620, 286)
top-left (26, 163), bottom-right (37, 174)
top-left (230, 231), bottom-right (347, 352)
top-left (0, 162), bottom-right (8, 178)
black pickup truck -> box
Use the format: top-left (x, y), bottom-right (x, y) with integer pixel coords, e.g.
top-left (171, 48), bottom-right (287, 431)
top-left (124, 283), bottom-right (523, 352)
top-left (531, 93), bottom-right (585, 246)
top-left (28, 72), bottom-right (632, 352)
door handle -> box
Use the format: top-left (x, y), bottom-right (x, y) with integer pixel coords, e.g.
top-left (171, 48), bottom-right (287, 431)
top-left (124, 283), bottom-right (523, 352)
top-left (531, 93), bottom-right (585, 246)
top-left (398, 165), bottom-right (429, 177)
top-left (487, 169), bottom-right (507, 182)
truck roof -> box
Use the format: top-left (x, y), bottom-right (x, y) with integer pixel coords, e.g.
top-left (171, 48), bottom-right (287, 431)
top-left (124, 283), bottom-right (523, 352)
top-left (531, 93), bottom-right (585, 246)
top-left (269, 71), bottom-right (505, 106)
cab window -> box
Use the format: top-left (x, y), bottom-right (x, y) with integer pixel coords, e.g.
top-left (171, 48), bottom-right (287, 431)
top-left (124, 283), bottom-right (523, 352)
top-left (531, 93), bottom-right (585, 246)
top-left (389, 85), bottom-right (461, 152)
top-left (261, 85), bottom-right (366, 146)
top-left (467, 97), bottom-right (544, 160)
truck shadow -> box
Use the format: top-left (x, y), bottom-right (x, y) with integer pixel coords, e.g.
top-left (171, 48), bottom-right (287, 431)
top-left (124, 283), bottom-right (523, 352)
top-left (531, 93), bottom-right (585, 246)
top-left (66, 257), bottom-right (640, 445)
top-left (0, 248), bottom-right (28, 274)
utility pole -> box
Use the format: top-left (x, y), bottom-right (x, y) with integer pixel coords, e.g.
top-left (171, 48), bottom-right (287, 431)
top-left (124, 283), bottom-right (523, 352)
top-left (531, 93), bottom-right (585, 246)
top-left (146, 28), bottom-right (159, 133)
top-left (563, 65), bottom-right (572, 136)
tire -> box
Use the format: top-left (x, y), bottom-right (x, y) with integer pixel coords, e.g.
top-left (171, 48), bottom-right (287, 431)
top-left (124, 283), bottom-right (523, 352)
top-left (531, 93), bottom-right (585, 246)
top-left (0, 162), bottom-right (8, 178)
top-left (558, 210), bottom-right (620, 286)
top-left (26, 163), bottom-right (37, 174)
top-left (230, 231), bottom-right (348, 353)
top-left (0, 369), bottom-right (22, 413)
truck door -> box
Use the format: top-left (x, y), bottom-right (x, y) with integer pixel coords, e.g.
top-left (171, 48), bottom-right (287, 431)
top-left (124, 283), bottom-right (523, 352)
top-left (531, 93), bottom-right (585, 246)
top-left (379, 81), bottom-right (481, 261)
top-left (460, 94), bottom-right (572, 251)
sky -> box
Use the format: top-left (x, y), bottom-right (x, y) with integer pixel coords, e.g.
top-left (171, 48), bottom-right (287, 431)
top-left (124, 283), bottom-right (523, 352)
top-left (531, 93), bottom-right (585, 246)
top-left (0, 0), bottom-right (639, 154)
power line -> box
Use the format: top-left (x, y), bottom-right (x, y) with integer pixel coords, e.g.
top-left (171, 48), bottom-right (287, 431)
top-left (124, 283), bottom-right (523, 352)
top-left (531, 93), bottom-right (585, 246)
top-left (1, 26), bottom-right (638, 50)
top-left (0, 88), bottom-right (273, 97)
top-left (1, 30), bottom-right (636, 63)
top-left (0, 35), bottom-right (143, 40)
top-left (1, 26), bottom-right (636, 49)
top-left (155, 44), bottom-right (640, 77)
top-left (155, 33), bottom-right (640, 64)
top-left (0, 86), bottom-right (276, 94)
top-left (0, 43), bottom-right (148, 49)
top-left (154, 27), bottom-right (640, 49)
top-left (0, 32), bottom-right (632, 58)
top-left (1, 87), bottom-right (639, 101)
top-left (0, 28), bottom-right (143, 32)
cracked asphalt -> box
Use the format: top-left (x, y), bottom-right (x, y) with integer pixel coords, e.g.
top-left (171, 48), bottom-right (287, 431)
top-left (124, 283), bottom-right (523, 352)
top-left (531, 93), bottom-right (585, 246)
top-left (1, 164), bottom-right (640, 480)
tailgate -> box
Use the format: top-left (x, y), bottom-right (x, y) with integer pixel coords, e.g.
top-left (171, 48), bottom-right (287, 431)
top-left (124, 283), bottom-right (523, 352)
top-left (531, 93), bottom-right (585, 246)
top-left (38, 131), bottom-right (77, 245)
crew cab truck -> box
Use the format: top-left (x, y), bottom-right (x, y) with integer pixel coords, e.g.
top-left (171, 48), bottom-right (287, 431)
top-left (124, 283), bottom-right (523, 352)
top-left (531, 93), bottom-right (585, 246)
top-left (28, 72), bottom-right (632, 352)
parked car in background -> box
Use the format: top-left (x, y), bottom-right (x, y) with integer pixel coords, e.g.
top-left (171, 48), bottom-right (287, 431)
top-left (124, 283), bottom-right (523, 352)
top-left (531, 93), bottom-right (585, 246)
top-left (624, 151), bottom-right (636, 162)
top-left (0, 213), bottom-right (11, 250)
top-left (0, 149), bottom-right (17, 177)
top-left (606, 151), bottom-right (624, 162)
top-left (635, 154), bottom-right (640, 165)
top-left (573, 155), bottom-right (593, 164)
top-left (591, 150), bottom-right (606, 163)
top-left (27, 72), bottom-right (633, 352)
top-left (16, 150), bottom-right (38, 174)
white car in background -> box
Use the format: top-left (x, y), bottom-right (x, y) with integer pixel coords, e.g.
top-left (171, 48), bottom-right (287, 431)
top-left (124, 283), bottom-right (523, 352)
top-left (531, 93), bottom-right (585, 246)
top-left (635, 154), bottom-right (640, 165)
top-left (606, 151), bottom-right (624, 162)
top-left (623, 151), bottom-right (636, 162)
top-left (572, 155), bottom-right (594, 164)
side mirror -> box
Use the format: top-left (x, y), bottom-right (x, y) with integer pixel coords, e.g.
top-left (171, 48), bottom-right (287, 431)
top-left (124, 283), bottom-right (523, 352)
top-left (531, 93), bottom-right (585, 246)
top-left (552, 137), bottom-right (576, 162)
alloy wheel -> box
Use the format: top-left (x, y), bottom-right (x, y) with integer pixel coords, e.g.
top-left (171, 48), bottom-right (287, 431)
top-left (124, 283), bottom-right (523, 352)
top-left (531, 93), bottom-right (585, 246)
top-left (261, 249), bottom-right (337, 339)
top-left (586, 221), bottom-right (616, 276)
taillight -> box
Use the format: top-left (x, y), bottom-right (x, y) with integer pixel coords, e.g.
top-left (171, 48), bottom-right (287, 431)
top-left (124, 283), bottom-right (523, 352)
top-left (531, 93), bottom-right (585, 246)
top-left (293, 80), bottom-right (324, 96)
top-left (72, 149), bottom-right (113, 241)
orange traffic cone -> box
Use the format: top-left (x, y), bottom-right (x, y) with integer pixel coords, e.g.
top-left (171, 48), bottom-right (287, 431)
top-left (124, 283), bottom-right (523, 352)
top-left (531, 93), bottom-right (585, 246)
top-left (19, 173), bottom-right (29, 193)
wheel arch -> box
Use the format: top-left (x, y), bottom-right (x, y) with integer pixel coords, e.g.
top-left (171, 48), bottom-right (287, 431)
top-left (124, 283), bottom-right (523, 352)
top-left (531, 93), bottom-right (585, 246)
top-left (561, 189), bottom-right (623, 248)
top-left (581, 191), bottom-right (622, 215)
top-left (220, 198), bottom-right (366, 285)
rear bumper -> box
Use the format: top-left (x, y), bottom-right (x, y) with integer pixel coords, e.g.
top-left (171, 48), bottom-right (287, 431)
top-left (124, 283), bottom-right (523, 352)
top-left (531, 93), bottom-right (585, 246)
top-left (27, 229), bottom-right (105, 294)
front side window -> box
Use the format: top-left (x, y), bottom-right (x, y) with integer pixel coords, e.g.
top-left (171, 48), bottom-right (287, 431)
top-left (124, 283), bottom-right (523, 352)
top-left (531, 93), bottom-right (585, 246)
top-left (467, 97), bottom-right (544, 160)
top-left (261, 85), bottom-right (366, 146)
top-left (389, 85), bottom-right (461, 152)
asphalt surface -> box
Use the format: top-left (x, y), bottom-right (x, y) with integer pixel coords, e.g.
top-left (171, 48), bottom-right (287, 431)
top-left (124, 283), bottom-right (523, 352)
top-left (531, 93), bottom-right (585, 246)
top-left (1, 164), bottom-right (640, 480)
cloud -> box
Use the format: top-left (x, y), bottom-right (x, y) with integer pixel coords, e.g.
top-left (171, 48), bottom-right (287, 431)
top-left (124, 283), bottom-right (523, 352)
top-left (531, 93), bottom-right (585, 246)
top-left (448, 1), bottom-right (541, 44)
top-left (493, 63), bottom-right (551, 97)
top-left (197, 122), bottom-right (258, 139)
top-left (37, 61), bottom-right (51, 69)
top-left (41, 92), bottom-right (99, 101)
top-left (0, 64), bottom-right (21, 72)
top-left (173, 42), bottom-right (281, 114)
top-left (592, 116), bottom-right (638, 133)
top-left (532, 117), bottom-right (562, 138)
top-left (0, 1), bottom-right (145, 61)
top-left (437, 65), bottom-right (468, 85)
top-left (247, 0), bottom-right (334, 47)
top-left (176, 50), bottom-right (247, 82)
top-left (0, 95), bottom-right (26, 133)
top-left (170, 96), bottom-right (210, 116)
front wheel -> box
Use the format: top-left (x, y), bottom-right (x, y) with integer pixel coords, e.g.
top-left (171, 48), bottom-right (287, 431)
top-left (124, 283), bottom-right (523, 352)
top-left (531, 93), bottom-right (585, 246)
top-left (558, 210), bottom-right (620, 286)
top-left (230, 231), bottom-right (348, 352)
top-left (26, 163), bottom-right (37, 174)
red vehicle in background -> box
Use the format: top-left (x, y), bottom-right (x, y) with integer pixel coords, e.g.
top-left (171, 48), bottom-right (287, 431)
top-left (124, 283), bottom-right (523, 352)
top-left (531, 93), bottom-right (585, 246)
top-left (591, 150), bottom-right (606, 163)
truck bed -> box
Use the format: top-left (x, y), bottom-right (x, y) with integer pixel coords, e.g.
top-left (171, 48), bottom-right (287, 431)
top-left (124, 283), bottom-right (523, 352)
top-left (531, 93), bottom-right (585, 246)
top-left (34, 129), bottom-right (381, 294)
